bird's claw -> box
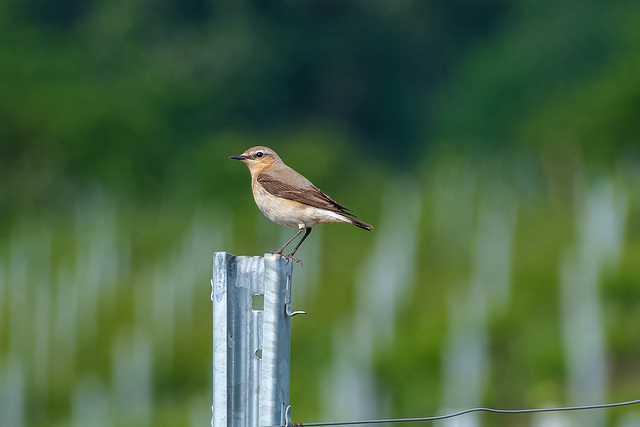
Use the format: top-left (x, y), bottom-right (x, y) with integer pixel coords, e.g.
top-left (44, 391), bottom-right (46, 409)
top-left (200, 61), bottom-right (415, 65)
top-left (270, 251), bottom-right (302, 265)
top-left (286, 254), bottom-right (302, 265)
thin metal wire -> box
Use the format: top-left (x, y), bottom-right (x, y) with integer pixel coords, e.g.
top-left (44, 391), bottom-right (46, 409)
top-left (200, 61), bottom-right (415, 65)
top-left (285, 398), bottom-right (640, 426)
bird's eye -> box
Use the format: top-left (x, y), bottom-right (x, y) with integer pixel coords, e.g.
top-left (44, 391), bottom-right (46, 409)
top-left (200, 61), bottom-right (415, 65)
top-left (256, 151), bottom-right (264, 158)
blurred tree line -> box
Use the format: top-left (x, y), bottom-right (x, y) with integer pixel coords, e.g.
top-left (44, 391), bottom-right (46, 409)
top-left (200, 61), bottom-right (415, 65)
top-left (1, 0), bottom-right (639, 218)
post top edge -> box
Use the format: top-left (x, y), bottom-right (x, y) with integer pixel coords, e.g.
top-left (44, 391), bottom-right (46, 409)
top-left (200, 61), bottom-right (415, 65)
top-left (214, 252), bottom-right (287, 262)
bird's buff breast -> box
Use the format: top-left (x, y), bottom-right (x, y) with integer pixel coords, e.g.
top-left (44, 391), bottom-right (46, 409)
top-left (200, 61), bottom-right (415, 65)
top-left (252, 184), bottom-right (347, 229)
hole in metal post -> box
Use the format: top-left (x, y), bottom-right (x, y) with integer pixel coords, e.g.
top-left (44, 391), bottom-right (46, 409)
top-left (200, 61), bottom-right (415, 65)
top-left (255, 349), bottom-right (262, 359)
top-left (252, 294), bottom-right (264, 311)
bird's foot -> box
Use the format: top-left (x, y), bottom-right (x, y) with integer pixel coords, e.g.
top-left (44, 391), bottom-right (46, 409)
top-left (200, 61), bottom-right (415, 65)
top-left (285, 253), bottom-right (302, 265)
top-left (270, 251), bottom-right (302, 265)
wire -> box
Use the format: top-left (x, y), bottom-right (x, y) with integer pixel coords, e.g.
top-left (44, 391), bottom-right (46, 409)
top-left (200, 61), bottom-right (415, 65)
top-left (291, 398), bottom-right (640, 426)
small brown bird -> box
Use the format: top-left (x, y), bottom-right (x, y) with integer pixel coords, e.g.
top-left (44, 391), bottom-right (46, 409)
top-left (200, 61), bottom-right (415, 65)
top-left (230, 146), bottom-right (373, 263)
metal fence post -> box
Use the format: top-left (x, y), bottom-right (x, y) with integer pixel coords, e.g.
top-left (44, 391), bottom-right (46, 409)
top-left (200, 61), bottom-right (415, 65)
top-left (212, 252), bottom-right (297, 427)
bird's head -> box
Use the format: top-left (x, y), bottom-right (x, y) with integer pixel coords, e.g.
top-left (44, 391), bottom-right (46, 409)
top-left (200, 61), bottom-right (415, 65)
top-left (230, 146), bottom-right (281, 174)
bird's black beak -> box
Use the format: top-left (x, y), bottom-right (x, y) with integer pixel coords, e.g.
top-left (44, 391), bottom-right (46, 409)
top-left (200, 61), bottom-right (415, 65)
top-left (229, 155), bottom-right (246, 160)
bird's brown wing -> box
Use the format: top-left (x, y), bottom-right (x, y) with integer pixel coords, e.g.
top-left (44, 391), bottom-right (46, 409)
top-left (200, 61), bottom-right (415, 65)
top-left (257, 172), bottom-right (357, 218)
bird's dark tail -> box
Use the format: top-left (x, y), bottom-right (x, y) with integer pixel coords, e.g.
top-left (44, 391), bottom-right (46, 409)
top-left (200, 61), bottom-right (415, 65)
top-left (351, 218), bottom-right (373, 231)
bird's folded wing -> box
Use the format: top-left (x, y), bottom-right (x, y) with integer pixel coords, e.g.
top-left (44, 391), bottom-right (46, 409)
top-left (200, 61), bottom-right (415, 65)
top-left (257, 172), bottom-right (356, 218)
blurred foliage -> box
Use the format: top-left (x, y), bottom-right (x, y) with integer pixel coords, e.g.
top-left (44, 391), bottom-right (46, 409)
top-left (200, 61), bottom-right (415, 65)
top-left (2, 0), bottom-right (639, 221)
top-left (1, 0), bottom-right (640, 426)
top-left (2, 0), bottom-right (639, 216)
top-left (433, 0), bottom-right (640, 159)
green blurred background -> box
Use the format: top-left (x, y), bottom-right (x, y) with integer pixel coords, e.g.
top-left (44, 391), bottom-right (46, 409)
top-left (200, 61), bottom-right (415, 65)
top-left (1, 0), bottom-right (640, 426)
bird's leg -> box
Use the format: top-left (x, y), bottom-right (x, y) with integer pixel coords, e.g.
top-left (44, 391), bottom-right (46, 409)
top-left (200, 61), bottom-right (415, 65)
top-left (286, 227), bottom-right (312, 263)
top-left (272, 228), bottom-right (305, 256)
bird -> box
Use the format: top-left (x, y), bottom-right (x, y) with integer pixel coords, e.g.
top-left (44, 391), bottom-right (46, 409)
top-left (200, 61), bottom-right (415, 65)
top-left (230, 146), bottom-right (373, 263)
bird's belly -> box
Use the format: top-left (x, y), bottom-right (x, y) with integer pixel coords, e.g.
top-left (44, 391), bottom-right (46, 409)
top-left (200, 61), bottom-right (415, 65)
top-left (254, 190), bottom-right (347, 229)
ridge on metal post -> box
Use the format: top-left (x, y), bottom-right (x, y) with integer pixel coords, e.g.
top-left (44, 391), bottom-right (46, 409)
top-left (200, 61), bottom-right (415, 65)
top-left (212, 252), bottom-right (301, 427)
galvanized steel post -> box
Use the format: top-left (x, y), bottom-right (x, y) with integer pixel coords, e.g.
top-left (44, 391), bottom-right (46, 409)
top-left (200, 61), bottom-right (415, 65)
top-left (212, 252), bottom-right (298, 427)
